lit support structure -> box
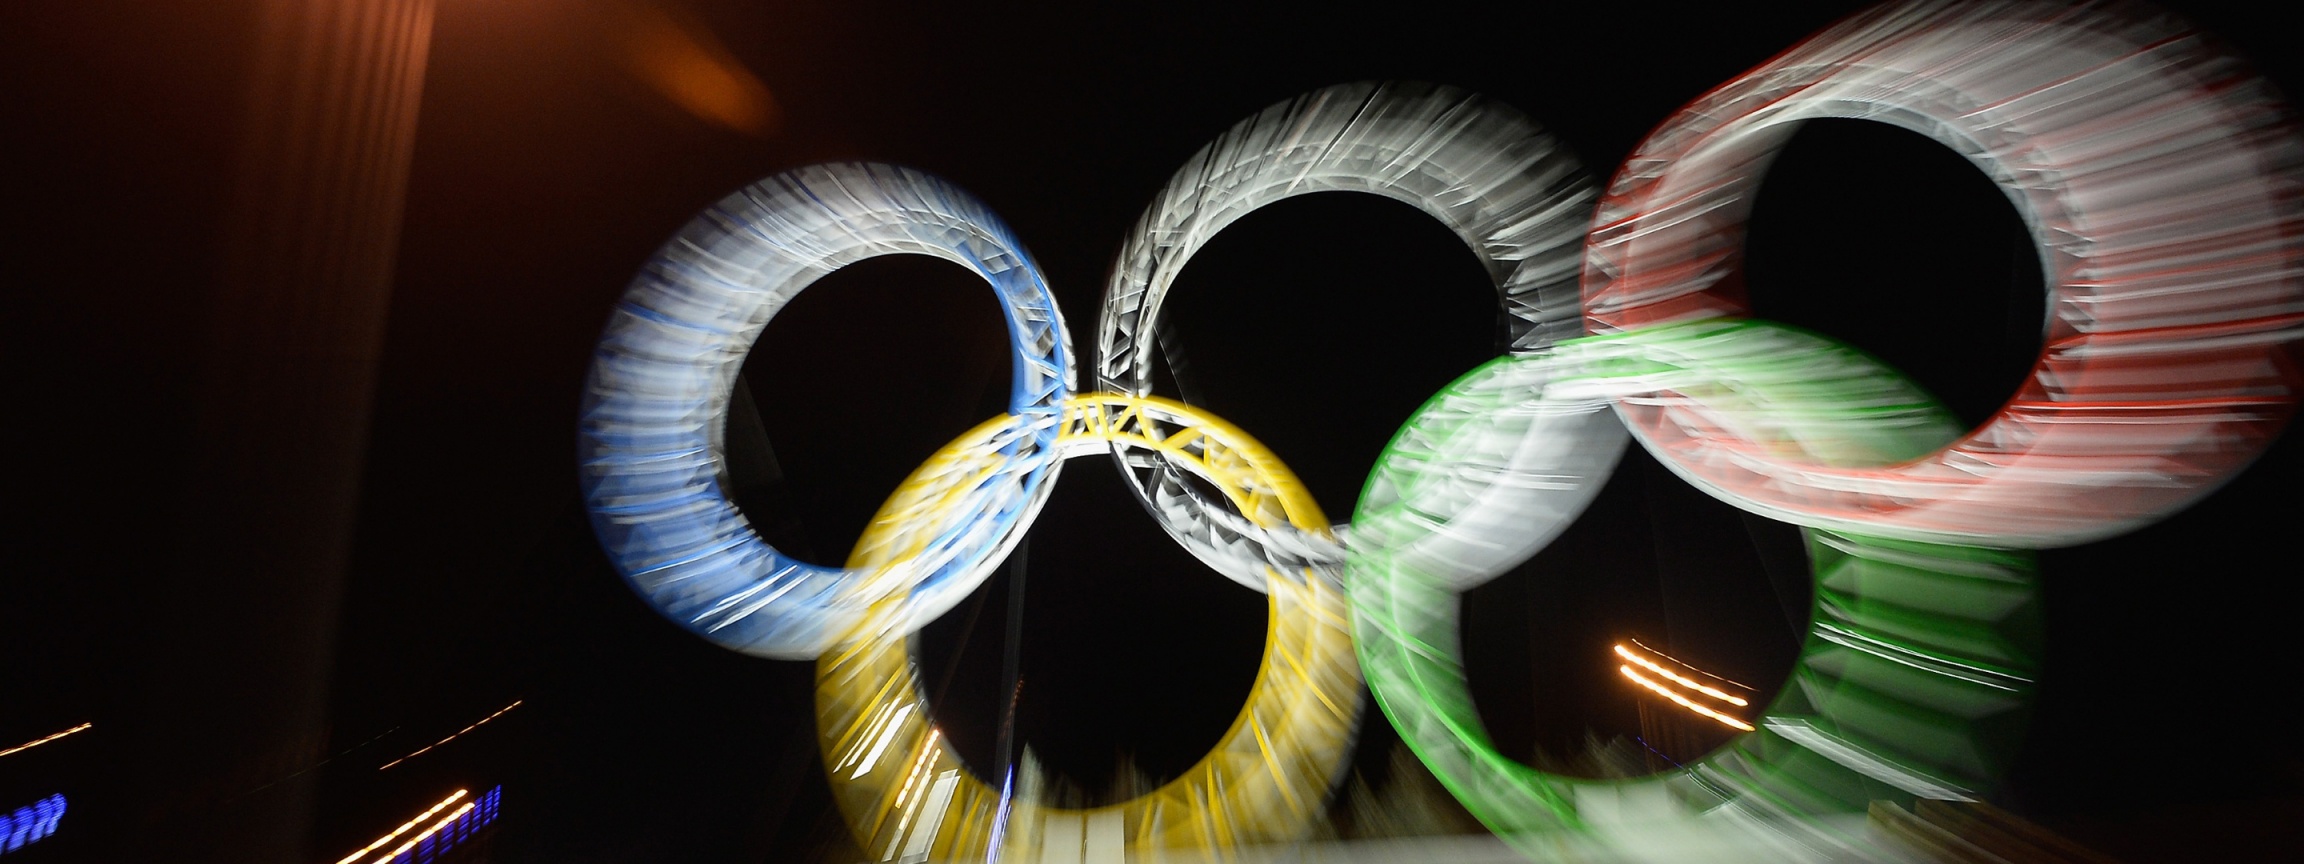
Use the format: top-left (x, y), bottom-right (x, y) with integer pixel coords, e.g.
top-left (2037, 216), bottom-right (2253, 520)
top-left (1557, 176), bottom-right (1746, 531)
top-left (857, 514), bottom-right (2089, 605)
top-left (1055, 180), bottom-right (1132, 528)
top-left (817, 395), bottom-right (1360, 862)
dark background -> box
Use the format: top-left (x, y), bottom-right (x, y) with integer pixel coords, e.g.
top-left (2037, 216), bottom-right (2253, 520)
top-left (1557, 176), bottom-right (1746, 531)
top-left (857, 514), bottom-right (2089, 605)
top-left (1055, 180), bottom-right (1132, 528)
top-left (3, 1), bottom-right (2300, 861)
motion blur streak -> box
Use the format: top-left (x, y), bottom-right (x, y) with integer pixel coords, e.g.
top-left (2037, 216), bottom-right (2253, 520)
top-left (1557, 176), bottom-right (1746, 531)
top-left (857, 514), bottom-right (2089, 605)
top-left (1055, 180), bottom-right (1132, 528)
top-left (339, 787), bottom-right (501, 864)
top-left (1763, 719), bottom-right (1976, 803)
top-left (332, 789), bottom-right (466, 864)
top-left (1618, 666), bottom-right (1756, 731)
top-left (1614, 644), bottom-right (1748, 707)
top-left (1626, 639), bottom-right (1749, 690)
top-left (606, 0), bottom-right (780, 137)
top-left (0, 795), bottom-right (66, 855)
top-left (0, 722), bottom-right (91, 760)
top-left (372, 801), bottom-right (472, 864)
top-left (377, 699), bottom-right (522, 771)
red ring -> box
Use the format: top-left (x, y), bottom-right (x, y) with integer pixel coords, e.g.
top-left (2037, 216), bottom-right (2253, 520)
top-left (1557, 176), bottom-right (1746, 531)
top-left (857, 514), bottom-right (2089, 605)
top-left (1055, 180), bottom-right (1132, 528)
top-left (1581, 0), bottom-right (2304, 547)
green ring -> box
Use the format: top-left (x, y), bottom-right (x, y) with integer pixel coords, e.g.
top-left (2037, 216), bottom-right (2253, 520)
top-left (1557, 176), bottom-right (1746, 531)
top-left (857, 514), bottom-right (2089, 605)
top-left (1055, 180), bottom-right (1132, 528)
top-left (1349, 321), bottom-right (2042, 857)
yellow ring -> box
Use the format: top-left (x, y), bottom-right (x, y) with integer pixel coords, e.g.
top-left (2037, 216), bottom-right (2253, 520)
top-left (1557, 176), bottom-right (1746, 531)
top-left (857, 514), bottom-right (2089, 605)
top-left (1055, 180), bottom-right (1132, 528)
top-left (816, 394), bottom-right (1360, 861)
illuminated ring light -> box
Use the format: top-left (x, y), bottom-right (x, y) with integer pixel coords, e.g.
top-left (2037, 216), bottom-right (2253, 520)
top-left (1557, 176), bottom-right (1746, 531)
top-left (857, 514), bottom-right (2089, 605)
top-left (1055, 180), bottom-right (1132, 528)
top-left (1353, 320), bottom-right (2041, 859)
top-left (817, 394), bottom-right (1360, 861)
top-left (578, 162), bottom-right (1072, 659)
top-left (1582, 0), bottom-right (2304, 547)
top-left (1096, 81), bottom-right (1600, 591)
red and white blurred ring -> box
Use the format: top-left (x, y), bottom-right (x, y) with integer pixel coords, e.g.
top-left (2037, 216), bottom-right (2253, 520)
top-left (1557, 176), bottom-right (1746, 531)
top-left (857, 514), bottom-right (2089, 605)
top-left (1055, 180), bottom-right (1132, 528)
top-left (1582, 0), bottom-right (2304, 547)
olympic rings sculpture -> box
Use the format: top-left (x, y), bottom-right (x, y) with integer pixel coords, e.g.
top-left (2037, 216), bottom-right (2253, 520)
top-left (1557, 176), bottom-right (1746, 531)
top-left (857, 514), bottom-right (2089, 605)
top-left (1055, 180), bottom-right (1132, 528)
top-left (577, 0), bottom-right (2303, 860)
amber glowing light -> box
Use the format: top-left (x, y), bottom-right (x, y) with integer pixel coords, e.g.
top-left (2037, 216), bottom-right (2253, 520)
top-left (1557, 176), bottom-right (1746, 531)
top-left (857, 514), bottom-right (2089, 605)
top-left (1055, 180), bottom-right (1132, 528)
top-left (1614, 643), bottom-right (1749, 707)
top-left (1619, 666), bottom-right (1755, 732)
top-left (332, 788), bottom-right (467, 864)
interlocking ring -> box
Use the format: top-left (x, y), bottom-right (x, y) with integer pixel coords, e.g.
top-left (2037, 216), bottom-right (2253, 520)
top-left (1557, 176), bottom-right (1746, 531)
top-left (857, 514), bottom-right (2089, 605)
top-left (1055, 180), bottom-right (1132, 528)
top-left (1096, 81), bottom-right (1613, 592)
top-left (1582, 0), bottom-right (2304, 547)
top-left (818, 395), bottom-right (1357, 861)
top-left (1352, 0), bottom-right (2300, 858)
top-left (584, 162), bottom-right (1370, 859)
top-left (580, 1), bottom-right (2304, 860)
top-left (1353, 322), bottom-right (2044, 859)
top-left (578, 163), bottom-right (1070, 659)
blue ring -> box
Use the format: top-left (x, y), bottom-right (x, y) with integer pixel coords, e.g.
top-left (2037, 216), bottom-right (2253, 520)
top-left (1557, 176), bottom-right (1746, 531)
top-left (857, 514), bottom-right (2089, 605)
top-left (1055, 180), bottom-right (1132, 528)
top-left (579, 163), bottom-right (1073, 659)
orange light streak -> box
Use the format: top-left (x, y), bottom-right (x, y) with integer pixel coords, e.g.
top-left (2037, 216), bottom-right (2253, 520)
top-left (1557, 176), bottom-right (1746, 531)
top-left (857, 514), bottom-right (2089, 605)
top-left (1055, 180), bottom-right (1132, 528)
top-left (379, 700), bottom-right (522, 771)
top-left (1620, 666), bottom-right (1755, 731)
top-left (1613, 644), bottom-right (1748, 707)
top-left (0, 722), bottom-right (92, 759)
top-left (333, 788), bottom-right (467, 864)
top-left (371, 800), bottom-right (477, 864)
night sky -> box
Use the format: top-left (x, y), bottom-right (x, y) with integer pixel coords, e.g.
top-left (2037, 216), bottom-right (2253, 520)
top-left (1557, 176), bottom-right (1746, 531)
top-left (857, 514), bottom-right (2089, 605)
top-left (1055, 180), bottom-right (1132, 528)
top-left (4, 1), bottom-right (2301, 862)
